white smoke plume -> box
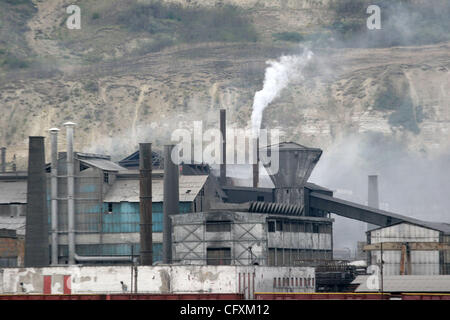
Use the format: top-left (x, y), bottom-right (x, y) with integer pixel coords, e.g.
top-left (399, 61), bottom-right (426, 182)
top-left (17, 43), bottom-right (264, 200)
top-left (250, 48), bottom-right (314, 136)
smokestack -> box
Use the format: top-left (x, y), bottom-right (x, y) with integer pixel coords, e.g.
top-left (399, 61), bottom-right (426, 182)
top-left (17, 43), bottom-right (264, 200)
top-left (139, 143), bottom-right (153, 265)
top-left (49, 128), bottom-right (60, 265)
top-left (24, 137), bottom-right (49, 267)
top-left (64, 121), bottom-right (76, 265)
top-left (252, 137), bottom-right (259, 188)
top-left (1, 147), bottom-right (5, 172)
top-left (220, 109), bottom-right (226, 185)
top-left (163, 145), bottom-right (179, 264)
top-left (367, 175), bottom-right (379, 230)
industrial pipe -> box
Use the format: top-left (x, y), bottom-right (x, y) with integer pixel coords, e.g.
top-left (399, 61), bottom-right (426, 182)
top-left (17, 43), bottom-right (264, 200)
top-left (252, 137), bottom-right (259, 188)
top-left (220, 109), bottom-right (226, 185)
top-left (163, 144), bottom-right (179, 264)
top-left (49, 128), bottom-right (60, 265)
top-left (139, 143), bottom-right (153, 265)
top-left (64, 122), bottom-right (76, 264)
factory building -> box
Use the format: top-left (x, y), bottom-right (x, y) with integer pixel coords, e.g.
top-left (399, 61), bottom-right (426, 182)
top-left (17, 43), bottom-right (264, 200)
top-left (0, 151), bottom-right (220, 265)
top-left (172, 201), bottom-right (333, 266)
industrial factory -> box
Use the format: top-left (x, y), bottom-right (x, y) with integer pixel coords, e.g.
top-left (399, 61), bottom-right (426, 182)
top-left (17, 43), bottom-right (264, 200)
top-left (0, 109), bottom-right (450, 299)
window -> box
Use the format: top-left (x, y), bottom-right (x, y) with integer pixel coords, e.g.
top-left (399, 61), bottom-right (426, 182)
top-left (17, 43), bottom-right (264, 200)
top-left (206, 221), bottom-right (231, 232)
top-left (207, 248), bottom-right (231, 265)
top-left (298, 222), bottom-right (305, 232)
top-left (276, 220), bottom-right (283, 232)
top-left (305, 223), bottom-right (313, 233)
top-left (283, 221), bottom-right (291, 232)
top-left (103, 172), bottom-right (109, 183)
top-left (268, 248), bottom-right (276, 266)
top-left (313, 224), bottom-right (320, 233)
top-left (268, 221), bottom-right (275, 232)
top-left (106, 203), bottom-right (113, 214)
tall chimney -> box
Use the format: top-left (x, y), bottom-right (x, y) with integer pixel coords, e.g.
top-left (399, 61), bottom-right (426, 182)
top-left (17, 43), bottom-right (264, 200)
top-left (219, 109), bottom-right (226, 185)
top-left (49, 128), bottom-right (60, 265)
top-left (367, 175), bottom-right (379, 230)
top-left (64, 121), bottom-right (76, 265)
top-left (139, 143), bottom-right (153, 265)
top-left (1, 147), bottom-right (6, 172)
top-left (163, 144), bottom-right (179, 264)
top-left (24, 137), bottom-right (49, 267)
top-left (252, 137), bottom-right (259, 188)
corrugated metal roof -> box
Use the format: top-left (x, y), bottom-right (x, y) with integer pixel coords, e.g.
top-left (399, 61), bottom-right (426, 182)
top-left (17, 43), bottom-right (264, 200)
top-left (368, 220), bottom-right (450, 236)
top-left (0, 181), bottom-right (27, 204)
top-left (354, 275), bottom-right (450, 292)
top-left (78, 158), bottom-right (126, 172)
top-left (103, 175), bottom-right (209, 203)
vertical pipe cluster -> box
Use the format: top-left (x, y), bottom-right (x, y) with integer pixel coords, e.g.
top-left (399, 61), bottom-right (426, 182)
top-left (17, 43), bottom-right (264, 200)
top-left (1, 147), bottom-right (5, 172)
top-left (163, 145), bottom-right (179, 264)
top-left (252, 138), bottom-right (259, 188)
top-left (49, 128), bottom-right (60, 265)
top-left (64, 122), bottom-right (76, 265)
top-left (219, 109), bottom-right (226, 185)
top-left (24, 137), bottom-right (49, 267)
top-left (367, 175), bottom-right (379, 231)
top-left (139, 143), bottom-right (153, 265)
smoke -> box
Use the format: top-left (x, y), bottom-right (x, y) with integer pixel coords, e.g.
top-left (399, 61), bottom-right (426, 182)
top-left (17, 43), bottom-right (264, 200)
top-left (250, 48), bottom-right (314, 136)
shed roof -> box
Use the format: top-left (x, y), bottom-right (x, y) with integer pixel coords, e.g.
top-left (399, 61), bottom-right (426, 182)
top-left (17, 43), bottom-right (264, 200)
top-left (103, 175), bottom-right (209, 203)
top-left (368, 220), bottom-right (450, 236)
top-left (353, 275), bottom-right (450, 292)
top-left (0, 180), bottom-right (27, 204)
top-left (78, 158), bottom-right (126, 172)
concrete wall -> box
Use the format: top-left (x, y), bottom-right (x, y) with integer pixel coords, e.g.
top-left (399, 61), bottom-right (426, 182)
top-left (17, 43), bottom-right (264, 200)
top-left (369, 223), bottom-right (441, 275)
top-left (0, 265), bottom-right (315, 298)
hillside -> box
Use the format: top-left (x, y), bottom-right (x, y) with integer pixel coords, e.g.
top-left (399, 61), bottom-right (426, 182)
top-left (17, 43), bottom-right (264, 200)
top-left (0, 0), bottom-right (449, 169)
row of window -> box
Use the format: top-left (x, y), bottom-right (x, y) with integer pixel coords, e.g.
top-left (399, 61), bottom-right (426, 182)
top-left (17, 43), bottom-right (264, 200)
top-left (204, 220), bottom-right (332, 234)
top-left (268, 248), bottom-right (332, 266)
top-left (268, 220), bottom-right (332, 234)
top-left (273, 277), bottom-right (314, 288)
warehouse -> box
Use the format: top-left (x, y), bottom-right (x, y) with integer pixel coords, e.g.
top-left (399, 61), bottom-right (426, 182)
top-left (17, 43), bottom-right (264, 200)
top-left (365, 221), bottom-right (450, 275)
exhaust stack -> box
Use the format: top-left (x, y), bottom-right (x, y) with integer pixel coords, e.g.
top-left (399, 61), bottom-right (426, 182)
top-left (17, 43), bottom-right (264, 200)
top-left (64, 122), bottom-right (76, 265)
top-left (1, 147), bottom-right (5, 172)
top-left (219, 109), bottom-right (226, 185)
top-left (139, 143), bottom-right (153, 265)
top-left (367, 175), bottom-right (379, 230)
top-left (24, 137), bottom-right (49, 267)
top-left (163, 145), bottom-right (179, 264)
top-left (49, 128), bottom-right (60, 265)
top-left (252, 137), bottom-right (259, 188)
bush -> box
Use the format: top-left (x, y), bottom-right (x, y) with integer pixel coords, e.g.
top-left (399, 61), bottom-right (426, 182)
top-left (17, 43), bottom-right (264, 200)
top-left (92, 12), bottom-right (100, 20)
top-left (1, 55), bottom-right (29, 69)
top-left (117, 2), bottom-right (258, 45)
top-left (273, 32), bottom-right (304, 42)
